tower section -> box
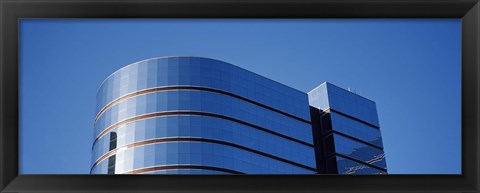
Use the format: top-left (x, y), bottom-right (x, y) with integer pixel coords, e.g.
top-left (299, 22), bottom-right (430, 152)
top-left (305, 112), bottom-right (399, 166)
top-left (308, 82), bottom-right (387, 174)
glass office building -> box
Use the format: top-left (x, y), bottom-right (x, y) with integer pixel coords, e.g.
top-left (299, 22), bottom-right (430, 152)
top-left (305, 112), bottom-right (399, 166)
top-left (90, 56), bottom-right (387, 174)
top-left (90, 56), bottom-right (317, 174)
top-left (308, 82), bottom-right (387, 174)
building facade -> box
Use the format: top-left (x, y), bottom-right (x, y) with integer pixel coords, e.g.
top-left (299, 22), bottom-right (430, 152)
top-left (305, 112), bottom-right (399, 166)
top-left (309, 82), bottom-right (387, 174)
top-left (90, 56), bottom-right (386, 174)
top-left (90, 56), bottom-right (317, 174)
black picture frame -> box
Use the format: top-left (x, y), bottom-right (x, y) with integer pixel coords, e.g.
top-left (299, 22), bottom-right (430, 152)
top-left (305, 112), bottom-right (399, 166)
top-left (1, 0), bottom-right (478, 192)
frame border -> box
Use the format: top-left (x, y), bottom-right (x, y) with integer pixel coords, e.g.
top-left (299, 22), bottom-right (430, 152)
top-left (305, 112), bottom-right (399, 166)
top-left (1, 0), bottom-right (478, 192)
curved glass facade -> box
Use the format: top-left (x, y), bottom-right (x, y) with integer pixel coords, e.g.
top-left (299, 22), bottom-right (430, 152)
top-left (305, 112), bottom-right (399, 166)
top-left (91, 56), bottom-right (388, 174)
top-left (91, 56), bottom-right (316, 174)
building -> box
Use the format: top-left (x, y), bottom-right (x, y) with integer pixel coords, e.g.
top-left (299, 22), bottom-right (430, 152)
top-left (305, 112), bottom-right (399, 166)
top-left (90, 56), bottom-right (317, 174)
top-left (90, 56), bottom-right (386, 174)
top-left (309, 83), bottom-right (387, 174)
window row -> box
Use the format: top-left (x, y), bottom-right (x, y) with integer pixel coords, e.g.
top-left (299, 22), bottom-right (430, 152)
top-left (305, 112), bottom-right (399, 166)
top-left (328, 156), bottom-right (386, 174)
top-left (97, 57), bottom-right (309, 120)
top-left (324, 83), bottom-right (379, 127)
top-left (91, 142), bottom-right (317, 174)
top-left (142, 169), bottom-right (232, 174)
top-left (329, 112), bottom-right (383, 148)
top-left (92, 116), bottom-right (316, 167)
top-left (94, 90), bottom-right (313, 144)
top-left (324, 134), bottom-right (387, 169)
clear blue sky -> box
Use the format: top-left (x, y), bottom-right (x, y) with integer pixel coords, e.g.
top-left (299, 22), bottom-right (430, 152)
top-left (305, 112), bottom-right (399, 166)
top-left (19, 19), bottom-right (461, 174)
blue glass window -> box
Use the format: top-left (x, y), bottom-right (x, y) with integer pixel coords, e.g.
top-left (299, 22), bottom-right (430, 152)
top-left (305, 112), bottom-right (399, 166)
top-left (329, 112), bottom-right (383, 147)
top-left (327, 134), bottom-right (386, 169)
top-left (333, 156), bottom-right (386, 174)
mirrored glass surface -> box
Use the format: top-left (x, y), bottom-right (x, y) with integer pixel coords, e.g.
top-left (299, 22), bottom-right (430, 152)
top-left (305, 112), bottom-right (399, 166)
top-left (91, 116), bottom-right (315, 168)
top-left (332, 156), bottom-right (386, 174)
top-left (329, 112), bottom-right (383, 147)
top-left (96, 57), bottom-right (310, 121)
top-left (91, 142), bottom-right (317, 174)
top-left (328, 134), bottom-right (387, 169)
top-left (94, 90), bottom-right (313, 144)
top-left (92, 57), bottom-right (317, 174)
